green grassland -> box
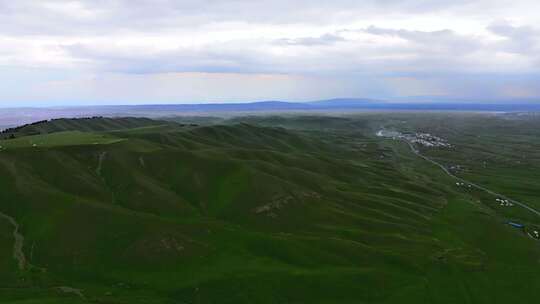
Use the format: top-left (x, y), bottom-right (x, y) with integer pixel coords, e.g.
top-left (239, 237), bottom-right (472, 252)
top-left (0, 117), bottom-right (168, 138)
top-left (0, 131), bottom-right (125, 149)
top-left (378, 112), bottom-right (540, 219)
top-left (0, 114), bottom-right (539, 303)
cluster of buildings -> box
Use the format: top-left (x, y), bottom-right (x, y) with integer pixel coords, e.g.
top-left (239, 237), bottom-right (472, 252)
top-left (496, 198), bottom-right (513, 207)
top-left (403, 132), bottom-right (452, 148)
top-left (455, 182), bottom-right (472, 188)
top-left (376, 130), bottom-right (452, 149)
top-left (449, 164), bottom-right (465, 173)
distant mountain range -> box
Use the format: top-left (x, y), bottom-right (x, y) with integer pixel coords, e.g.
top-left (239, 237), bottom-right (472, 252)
top-left (1, 98), bottom-right (539, 129)
top-left (92, 98), bottom-right (385, 112)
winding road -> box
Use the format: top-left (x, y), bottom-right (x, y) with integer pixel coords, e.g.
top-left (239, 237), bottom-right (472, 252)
top-left (403, 140), bottom-right (540, 218)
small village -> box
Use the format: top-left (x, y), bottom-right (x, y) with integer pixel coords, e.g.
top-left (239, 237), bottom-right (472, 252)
top-left (377, 127), bottom-right (539, 243)
top-left (376, 130), bottom-right (452, 148)
top-left (496, 198), bottom-right (513, 207)
top-left (401, 132), bottom-right (452, 148)
top-left (455, 182), bottom-right (472, 189)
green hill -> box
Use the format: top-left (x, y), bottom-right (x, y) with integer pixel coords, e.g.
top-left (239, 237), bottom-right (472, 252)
top-left (0, 117), bottom-right (172, 139)
top-left (0, 115), bottom-right (539, 303)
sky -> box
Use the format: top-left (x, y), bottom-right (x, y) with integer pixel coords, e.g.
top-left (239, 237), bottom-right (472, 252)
top-left (0, 0), bottom-right (539, 107)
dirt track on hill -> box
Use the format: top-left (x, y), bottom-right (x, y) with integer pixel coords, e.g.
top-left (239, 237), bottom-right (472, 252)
top-left (0, 211), bottom-right (26, 270)
top-left (0, 211), bottom-right (87, 299)
top-left (96, 151), bottom-right (107, 176)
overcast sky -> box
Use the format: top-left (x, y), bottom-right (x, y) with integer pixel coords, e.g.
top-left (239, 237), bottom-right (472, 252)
top-left (1, 0), bottom-right (539, 106)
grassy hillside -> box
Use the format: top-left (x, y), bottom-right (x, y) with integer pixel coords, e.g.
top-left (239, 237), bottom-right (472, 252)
top-left (0, 115), bottom-right (539, 303)
top-left (0, 131), bottom-right (125, 149)
top-left (0, 117), bottom-right (171, 139)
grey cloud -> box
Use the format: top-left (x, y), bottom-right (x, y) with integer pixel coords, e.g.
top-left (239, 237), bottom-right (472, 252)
top-left (488, 22), bottom-right (539, 39)
top-left (362, 26), bottom-right (483, 55)
top-left (0, 0), bottom-right (512, 35)
top-left (62, 42), bottom-right (270, 74)
top-left (1, 0), bottom-right (539, 104)
top-left (274, 33), bottom-right (347, 46)
top-left (487, 21), bottom-right (540, 55)
top-left (59, 23), bottom-right (535, 77)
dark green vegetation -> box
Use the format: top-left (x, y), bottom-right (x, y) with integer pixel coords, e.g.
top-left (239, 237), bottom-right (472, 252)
top-left (0, 131), bottom-right (124, 149)
top-left (0, 117), bottom-right (169, 139)
top-left (0, 113), bottom-right (539, 303)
